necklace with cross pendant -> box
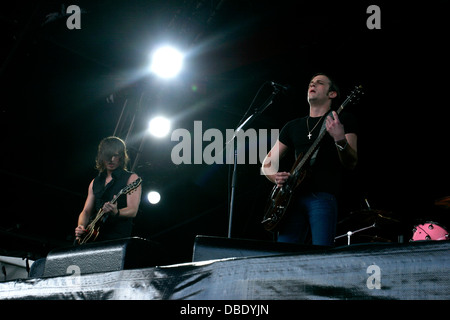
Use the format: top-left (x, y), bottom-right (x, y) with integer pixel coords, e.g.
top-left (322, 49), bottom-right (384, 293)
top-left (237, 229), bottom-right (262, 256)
top-left (306, 115), bottom-right (325, 140)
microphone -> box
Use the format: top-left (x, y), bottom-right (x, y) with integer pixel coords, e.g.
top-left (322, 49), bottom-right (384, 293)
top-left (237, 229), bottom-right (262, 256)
top-left (270, 81), bottom-right (290, 91)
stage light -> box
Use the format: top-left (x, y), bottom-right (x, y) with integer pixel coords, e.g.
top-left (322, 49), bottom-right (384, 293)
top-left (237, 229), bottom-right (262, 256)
top-left (148, 116), bottom-right (171, 138)
top-left (147, 191), bottom-right (161, 204)
top-left (150, 46), bottom-right (183, 79)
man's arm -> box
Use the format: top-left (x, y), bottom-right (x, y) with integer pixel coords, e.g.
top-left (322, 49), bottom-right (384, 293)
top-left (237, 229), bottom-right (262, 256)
top-left (75, 179), bottom-right (95, 239)
top-left (326, 111), bottom-right (358, 170)
top-left (119, 173), bottom-right (142, 218)
top-left (335, 133), bottom-right (358, 170)
top-left (261, 140), bottom-right (291, 187)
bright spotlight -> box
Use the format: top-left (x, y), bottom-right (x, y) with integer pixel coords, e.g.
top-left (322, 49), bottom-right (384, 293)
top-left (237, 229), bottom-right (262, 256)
top-left (148, 116), bottom-right (171, 138)
top-left (147, 191), bottom-right (161, 204)
top-left (150, 46), bottom-right (183, 79)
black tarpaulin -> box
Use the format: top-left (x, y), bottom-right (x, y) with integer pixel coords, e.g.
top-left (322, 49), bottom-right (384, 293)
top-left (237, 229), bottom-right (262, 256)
top-left (0, 241), bottom-right (448, 300)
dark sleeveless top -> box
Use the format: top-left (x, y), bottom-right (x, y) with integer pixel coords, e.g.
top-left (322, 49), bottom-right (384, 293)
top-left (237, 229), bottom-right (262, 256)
top-left (92, 168), bottom-right (134, 241)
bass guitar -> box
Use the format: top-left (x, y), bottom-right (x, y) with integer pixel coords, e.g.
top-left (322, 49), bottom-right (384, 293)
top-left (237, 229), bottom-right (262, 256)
top-left (77, 177), bottom-right (142, 244)
top-left (261, 85), bottom-right (363, 231)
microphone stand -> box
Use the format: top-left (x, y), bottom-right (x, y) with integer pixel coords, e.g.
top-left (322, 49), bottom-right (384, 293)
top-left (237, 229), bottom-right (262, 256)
top-left (226, 86), bottom-right (281, 238)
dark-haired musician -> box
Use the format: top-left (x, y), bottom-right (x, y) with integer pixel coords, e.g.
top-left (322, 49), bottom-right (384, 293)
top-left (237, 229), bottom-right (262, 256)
top-left (261, 73), bottom-right (358, 246)
top-left (75, 136), bottom-right (142, 242)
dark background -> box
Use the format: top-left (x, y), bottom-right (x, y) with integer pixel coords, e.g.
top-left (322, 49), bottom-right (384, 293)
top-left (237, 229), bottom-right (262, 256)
top-left (1, 0), bottom-right (449, 262)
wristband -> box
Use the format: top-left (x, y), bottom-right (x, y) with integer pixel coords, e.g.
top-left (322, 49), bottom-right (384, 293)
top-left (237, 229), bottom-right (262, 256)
top-left (335, 139), bottom-right (348, 151)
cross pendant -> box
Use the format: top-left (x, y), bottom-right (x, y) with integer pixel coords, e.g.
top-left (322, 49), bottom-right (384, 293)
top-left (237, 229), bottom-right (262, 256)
top-left (307, 132), bottom-right (312, 140)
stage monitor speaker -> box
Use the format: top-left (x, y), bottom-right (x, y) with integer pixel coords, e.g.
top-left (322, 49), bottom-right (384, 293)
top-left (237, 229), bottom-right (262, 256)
top-left (43, 237), bottom-right (172, 278)
top-left (192, 235), bottom-right (327, 262)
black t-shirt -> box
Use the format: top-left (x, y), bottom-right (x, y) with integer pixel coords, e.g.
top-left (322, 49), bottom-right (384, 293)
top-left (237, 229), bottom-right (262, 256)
top-left (278, 111), bottom-right (358, 196)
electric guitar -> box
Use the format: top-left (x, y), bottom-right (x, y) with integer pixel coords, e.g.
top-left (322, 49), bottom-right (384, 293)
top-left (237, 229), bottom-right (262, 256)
top-left (261, 85), bottom-right (363, 231)
top-left (77, 177), bottom-right (142, 244)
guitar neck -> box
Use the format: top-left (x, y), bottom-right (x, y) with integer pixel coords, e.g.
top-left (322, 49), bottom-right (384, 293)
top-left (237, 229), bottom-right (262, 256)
top-left (292, 103), bottom-right (347, 175)
top-left (110, 192), bottom-right (122, 205)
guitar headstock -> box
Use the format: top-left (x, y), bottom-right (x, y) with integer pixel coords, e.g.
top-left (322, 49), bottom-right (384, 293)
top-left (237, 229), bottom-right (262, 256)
top-left (337, 85), bottom-right (364, 113)
top-left (123, 177), bottom-right (142, 195)
top-left (347, 85), bottom-right (364, 104)
top-left (110, 177), bottom-right (142, 204)
top-left (115, 177), bottom-right (142, 199)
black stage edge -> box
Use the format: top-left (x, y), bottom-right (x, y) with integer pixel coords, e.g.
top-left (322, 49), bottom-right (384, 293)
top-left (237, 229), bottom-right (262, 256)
top-left (192, 235), bottom-right (327, 261)
top-left (0, 238), bottom-right (448, 300)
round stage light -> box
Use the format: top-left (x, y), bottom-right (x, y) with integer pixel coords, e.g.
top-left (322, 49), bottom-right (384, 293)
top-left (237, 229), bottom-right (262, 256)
top-left (147, 191), bottom-right (161, 204)
top-left (150, 46), bottom-right (183, 79)
top-left (148, 116), bottom-right (171, 138)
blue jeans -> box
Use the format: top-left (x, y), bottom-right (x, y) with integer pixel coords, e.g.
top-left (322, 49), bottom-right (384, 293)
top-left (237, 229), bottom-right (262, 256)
top-left (277, 192), bottom-right (338, 246)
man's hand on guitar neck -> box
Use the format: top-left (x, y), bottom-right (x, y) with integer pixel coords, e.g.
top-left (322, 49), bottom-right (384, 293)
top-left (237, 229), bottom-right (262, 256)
top-left (102, 201), bottom-right (119, 216)
top-left (273, 171), bottom-right (291, 188)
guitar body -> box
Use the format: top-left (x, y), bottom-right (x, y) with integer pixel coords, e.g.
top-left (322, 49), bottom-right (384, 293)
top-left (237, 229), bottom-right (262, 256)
top-left (262, 153), bottom-right (308, 231)
top-left (78, 217), bottom-right (103, 244)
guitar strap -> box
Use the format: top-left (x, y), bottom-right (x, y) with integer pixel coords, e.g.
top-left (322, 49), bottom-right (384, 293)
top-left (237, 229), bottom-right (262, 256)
top-left (310, 110), bottom-right (333, 166)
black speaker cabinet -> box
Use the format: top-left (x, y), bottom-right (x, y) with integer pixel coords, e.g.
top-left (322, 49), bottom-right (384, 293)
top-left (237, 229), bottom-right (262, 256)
top-left (192, 235), bottom-right (326, 262)
top-left (43, 237), bottom-right (171, 278)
